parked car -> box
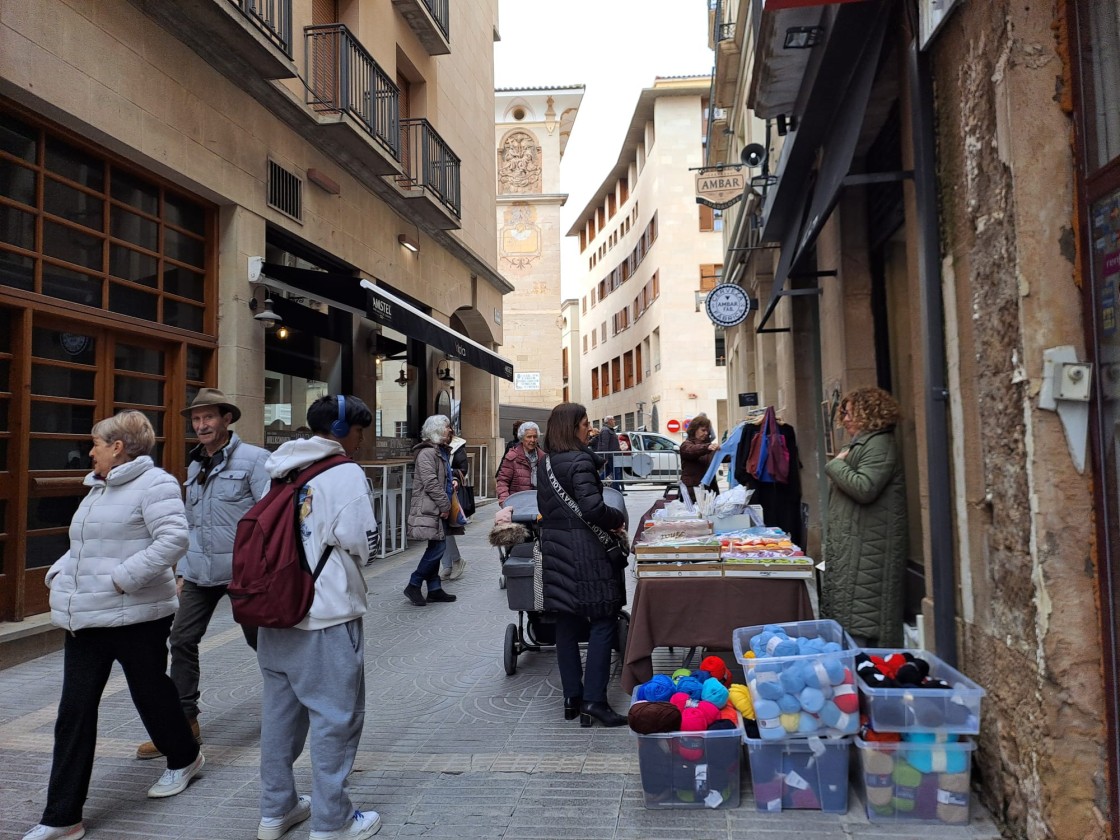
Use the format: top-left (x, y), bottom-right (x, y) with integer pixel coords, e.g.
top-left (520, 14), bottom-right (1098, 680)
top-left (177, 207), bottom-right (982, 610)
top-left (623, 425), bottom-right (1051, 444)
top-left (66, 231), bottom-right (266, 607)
top-left (614, 431), bottom-right (682, 485)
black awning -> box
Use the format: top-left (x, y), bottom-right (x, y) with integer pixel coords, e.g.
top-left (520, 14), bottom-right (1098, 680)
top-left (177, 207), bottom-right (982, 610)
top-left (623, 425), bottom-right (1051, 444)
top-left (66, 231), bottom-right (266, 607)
top-left (360, 280), bottom-right (514, 381)
top-left (755, 1), bottom-right (889, 331)
top-left (258, 262), bottom-right (513, 381)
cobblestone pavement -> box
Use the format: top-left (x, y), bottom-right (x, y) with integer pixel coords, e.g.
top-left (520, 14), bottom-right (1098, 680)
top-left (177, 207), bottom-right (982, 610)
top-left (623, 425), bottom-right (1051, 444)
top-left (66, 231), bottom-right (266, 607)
top-left (0, 489), bottom-right (1003, 840)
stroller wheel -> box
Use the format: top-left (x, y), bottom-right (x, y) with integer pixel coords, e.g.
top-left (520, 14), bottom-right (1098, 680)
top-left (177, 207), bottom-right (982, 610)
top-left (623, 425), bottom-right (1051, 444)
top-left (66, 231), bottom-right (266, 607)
top-left (499, 573), bottom-right (506, 590)
top-left (503, 623), bottom-right (518, 675)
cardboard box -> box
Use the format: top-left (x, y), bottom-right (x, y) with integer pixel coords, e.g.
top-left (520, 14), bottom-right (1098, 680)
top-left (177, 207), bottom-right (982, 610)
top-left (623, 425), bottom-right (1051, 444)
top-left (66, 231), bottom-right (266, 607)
top-left (636, 562), bottom-right (724, 578)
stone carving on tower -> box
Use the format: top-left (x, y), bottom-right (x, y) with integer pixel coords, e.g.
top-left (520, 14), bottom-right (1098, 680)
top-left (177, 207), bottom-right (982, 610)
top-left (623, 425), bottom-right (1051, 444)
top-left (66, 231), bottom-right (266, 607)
top-left (498, 130), bottom-right (542, 194)
top-left (500, 203), bottom-right (542, 270)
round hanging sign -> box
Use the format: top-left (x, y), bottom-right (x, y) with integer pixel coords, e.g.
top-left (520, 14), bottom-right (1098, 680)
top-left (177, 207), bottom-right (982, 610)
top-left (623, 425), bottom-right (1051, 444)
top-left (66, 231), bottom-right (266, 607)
top-left (705, 283), bottom-right (751, 327)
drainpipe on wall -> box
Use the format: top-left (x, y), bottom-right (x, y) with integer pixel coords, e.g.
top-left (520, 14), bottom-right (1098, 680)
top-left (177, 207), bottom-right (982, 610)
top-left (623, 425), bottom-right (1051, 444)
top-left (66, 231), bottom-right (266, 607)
top-left (908, 38), bottom-right (958, 666)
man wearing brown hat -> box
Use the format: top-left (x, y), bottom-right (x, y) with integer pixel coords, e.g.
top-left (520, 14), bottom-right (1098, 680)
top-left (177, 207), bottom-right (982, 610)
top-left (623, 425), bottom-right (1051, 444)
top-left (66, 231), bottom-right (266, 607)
top-left (136, 388), bottom-right (270, 760)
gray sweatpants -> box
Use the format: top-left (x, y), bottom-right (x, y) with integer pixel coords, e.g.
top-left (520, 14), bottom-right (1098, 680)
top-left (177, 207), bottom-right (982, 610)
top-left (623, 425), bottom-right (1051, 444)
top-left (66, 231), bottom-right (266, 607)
top-left (257, 620), bottom-right (366, 832)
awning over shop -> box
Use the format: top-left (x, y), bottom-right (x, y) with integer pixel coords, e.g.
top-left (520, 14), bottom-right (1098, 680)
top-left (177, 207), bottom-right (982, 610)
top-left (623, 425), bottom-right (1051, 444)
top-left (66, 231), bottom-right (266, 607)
top-left (258, 262), bottom-right (513, 381)
top-left (359, 280), bottom-right (514, 381)
top-left (755, 0), bottom-right (889, 331)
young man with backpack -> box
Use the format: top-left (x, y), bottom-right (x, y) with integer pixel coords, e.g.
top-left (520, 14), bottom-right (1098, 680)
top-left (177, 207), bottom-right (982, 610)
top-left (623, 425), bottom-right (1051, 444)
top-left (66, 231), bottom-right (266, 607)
top-left (250, 395), bottom-right (382, 840)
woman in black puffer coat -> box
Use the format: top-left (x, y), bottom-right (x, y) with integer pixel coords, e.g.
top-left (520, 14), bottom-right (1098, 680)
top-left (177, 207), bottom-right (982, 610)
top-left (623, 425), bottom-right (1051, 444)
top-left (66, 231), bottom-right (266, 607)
top-left (538, 402), bottom-right (627, 728)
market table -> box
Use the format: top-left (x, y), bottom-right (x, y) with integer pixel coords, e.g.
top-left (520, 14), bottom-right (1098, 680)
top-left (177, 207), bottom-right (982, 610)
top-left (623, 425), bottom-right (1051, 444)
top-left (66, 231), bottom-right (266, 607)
top-left (620, 575), bottom-right (815, 692)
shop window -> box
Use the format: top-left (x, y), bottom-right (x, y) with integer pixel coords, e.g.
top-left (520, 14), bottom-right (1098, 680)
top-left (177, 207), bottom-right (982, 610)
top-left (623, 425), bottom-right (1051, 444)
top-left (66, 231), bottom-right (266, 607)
top-left (0, 104), bottom-right (215, 335)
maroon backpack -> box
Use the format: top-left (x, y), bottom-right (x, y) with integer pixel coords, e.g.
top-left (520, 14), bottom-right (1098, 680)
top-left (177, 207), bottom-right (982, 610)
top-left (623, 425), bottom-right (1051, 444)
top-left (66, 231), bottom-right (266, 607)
top-left (229, 454), bottom-right (350, 628)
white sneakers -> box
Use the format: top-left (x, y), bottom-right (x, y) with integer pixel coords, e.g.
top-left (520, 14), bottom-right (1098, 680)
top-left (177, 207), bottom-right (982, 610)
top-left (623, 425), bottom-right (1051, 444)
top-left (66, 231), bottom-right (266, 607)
top-left (258, 795), bottom-right (312, 840)
top-left (21, 824), bottom-right (85, 840)
top-left (146, 752), bottom-right (205, 798)
top-left (447, 558), bottom-right (467, 580)
top-left (308, 810), bottom-right (382, 840)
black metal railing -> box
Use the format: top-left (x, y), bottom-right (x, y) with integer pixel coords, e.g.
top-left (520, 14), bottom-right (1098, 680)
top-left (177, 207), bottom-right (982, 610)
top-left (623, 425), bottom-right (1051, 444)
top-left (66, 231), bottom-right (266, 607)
top-left (400, 118), bottom-right (461, 218)
top-left (305, 24), bottom-right (401, 160)
top-left (229, 0), bottom-right (293, 57)
top-left (422, 0), bottom-right (450, 41)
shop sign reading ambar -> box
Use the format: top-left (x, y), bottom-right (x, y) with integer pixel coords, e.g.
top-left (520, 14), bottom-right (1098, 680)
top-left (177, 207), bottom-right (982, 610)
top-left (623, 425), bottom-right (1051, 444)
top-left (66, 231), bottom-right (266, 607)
top-left (695, 167), bottom-right (746, 210)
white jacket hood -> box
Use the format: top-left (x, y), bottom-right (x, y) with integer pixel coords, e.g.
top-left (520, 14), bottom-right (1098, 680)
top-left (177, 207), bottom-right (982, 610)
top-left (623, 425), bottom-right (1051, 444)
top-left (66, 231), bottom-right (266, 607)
top-left (265, 436), bottom-right (346, 480)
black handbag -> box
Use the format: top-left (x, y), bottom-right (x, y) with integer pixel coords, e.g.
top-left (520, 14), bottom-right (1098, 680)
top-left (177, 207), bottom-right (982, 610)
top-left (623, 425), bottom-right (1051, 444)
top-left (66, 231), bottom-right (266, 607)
top-left (456, 471), bottom-right (476, 518)
top-left (544, 456), bottom-right (630, 570)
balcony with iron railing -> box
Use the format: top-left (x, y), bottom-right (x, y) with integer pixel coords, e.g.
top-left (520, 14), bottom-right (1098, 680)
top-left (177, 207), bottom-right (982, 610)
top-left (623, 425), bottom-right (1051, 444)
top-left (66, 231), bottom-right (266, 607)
top-left (391, 0), bottom-right (451, 55)
top-left (397, 118), bottom-right (461, 227)
top-left (127, 0), bottom-right (297, 82)
top-left (304, 23), bottom-right (401, 175)
top-left (231, 0), bottom-right (292, 56)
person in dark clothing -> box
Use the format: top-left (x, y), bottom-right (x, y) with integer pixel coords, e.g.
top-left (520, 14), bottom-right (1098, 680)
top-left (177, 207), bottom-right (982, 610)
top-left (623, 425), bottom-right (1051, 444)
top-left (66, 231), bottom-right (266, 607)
top-left (594, 416), bottom-right (622, 489)
top-left (538, 403), bottom-right (627, 728)
top-left (679, 413), bottom-right (719, 503)
top-left (733, 412), bottom-right (804, 547)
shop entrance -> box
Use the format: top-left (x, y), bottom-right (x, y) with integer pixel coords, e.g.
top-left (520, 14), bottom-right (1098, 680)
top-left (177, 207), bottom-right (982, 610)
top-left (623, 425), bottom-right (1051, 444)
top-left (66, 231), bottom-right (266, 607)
top-left (0, 305), bottom-right (197, 620)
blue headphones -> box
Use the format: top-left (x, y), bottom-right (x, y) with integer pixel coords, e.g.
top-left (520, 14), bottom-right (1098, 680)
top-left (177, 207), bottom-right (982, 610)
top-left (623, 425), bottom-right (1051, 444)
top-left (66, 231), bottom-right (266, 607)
top-left (330, 395), bottom-right (350, 437)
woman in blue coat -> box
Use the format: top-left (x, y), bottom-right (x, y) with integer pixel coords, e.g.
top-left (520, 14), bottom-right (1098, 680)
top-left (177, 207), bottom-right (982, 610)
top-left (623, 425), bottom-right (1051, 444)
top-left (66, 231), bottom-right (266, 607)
top-left (538, 403), bottom-right (627, 727)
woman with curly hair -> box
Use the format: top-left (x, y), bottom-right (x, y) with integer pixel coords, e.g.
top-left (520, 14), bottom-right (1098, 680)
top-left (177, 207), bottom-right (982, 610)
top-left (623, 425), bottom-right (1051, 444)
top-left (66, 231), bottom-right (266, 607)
top-left (821, 387), bottom-right (908, 647)
top-left (678, 414), bottom-right (719, 502)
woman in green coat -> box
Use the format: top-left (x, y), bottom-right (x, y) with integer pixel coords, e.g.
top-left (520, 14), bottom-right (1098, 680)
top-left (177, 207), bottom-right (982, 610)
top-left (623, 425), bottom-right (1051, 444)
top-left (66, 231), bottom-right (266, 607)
top-left (821, 387), bottom-right (907, 647)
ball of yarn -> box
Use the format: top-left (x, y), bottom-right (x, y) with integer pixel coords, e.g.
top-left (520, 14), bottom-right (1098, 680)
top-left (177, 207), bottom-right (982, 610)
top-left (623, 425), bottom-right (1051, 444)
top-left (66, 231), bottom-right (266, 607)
top-left (669, 691), bottom-right (690, 711)
top-left (628, 701), bottom-right (682, 735)
top-left (679, 707), bottom-right (708, 732)
top-left (701, 655), bottom-right (732, 686)
top-left (675, 675), bottom-right (704, 700)
top-left (639, 674), bottom-right (675, 703)
top-left (727, 684), bottom-right (754, 718)
top-left (700, 677), bottom-right (730, 709)
top-left (695, 700), bottom-right (720, 725)
top-left (671, 668), bottom-right (692, 681)
top-left (799, 686), bottom-right (826, 713)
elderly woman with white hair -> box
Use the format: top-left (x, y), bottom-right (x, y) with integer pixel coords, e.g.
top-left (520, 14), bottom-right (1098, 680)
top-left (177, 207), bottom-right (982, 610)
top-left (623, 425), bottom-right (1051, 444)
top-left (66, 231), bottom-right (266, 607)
top-left (495, 421), bottom-right (544, 502)
top-left (25, 410), bottom-right (201, 840)
top-left (404, 414), bottom-right (461, 606)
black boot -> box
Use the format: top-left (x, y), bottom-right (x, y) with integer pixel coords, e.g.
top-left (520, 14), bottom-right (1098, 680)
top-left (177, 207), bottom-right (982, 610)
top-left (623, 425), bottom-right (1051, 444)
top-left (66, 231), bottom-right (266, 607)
top-left (579, 701), bottom-right (626, 728)
top-left (403, 585), bottom-right (426, 606)
top-left (564, 696), bottom-right (582, 721)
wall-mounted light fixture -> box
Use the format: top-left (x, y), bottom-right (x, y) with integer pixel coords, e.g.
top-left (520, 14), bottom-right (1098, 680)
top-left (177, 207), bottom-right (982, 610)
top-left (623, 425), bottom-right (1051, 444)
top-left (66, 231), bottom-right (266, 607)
top-left (784, 25), bottom-right (824, 49)
top-left (249, 287), bottom-right (283, 330)
top-left (437, 358), bottom-right (455, 383)
top-left (276, 324), bottom-right (290, 340)
top-left (395, 365), bottom-right (410, 387)
top-left (398, 233), bottom-right (419, 253)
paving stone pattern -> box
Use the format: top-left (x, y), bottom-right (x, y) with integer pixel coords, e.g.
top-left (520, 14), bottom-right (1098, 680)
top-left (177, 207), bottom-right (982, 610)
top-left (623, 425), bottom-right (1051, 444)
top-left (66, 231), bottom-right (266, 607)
top-left (0, 490), bottom-right (1003, 839)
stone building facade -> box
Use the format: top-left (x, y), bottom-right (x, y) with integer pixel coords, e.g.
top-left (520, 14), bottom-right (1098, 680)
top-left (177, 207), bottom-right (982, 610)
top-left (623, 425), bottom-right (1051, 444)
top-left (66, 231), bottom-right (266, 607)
top-left (708, 0), bottom-right (1119, 836)
top-left (494, 86), bottom-right (583, 417)
top-left (567, 76), bottom-right (729, 438)
top-left (0, 0), bottom-right (510, 623)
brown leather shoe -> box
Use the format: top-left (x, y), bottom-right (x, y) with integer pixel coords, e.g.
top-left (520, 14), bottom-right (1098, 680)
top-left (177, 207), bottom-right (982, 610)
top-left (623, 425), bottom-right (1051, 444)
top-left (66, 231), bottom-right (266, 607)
top-left (136, 717), bottom-right (200, 760)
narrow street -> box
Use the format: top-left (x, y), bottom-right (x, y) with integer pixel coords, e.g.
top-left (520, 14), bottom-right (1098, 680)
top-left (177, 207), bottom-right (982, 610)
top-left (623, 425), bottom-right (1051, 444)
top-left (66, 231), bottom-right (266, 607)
top-left (1, 490), bottom-right (1001, 839)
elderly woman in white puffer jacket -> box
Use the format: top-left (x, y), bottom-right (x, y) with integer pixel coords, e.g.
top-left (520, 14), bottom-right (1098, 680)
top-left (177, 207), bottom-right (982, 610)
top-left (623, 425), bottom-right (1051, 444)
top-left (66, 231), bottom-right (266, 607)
top-left (24, 411), bottom-right (204, 840)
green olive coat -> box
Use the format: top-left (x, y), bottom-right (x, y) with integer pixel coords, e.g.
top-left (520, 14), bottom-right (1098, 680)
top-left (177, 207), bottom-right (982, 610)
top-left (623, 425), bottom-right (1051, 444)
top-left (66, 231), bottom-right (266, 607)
top-left (821, 428), bottom-right (907, 647)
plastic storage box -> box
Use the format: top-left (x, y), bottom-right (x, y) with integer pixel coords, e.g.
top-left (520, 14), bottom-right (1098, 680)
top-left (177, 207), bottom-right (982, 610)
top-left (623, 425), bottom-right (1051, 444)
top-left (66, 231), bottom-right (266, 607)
top-left (855, 736), bottom-right (975, 824)
top-left (732, 620), bottom-right (859, 738)
top-left (633, 711), bottom-right (744, 809)
top-left (858, 649), bottom-right (986, 735)
top-left (745, 735), bottom-right (851, 812)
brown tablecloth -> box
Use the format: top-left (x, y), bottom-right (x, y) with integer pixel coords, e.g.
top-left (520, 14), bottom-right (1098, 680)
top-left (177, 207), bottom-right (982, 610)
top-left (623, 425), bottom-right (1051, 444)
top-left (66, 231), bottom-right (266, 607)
top-left (621, 576), bottom-right (815, 692)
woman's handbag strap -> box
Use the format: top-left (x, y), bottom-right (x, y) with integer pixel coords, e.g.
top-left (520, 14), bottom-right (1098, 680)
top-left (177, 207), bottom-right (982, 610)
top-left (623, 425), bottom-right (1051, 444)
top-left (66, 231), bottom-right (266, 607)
top-left (544, 455), bottom-right (617, 550)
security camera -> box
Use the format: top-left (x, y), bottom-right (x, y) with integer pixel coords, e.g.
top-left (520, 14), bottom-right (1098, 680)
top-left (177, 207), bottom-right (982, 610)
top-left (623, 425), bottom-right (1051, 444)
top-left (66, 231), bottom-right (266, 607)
top-left (741, 143), bottom-right (766, 168)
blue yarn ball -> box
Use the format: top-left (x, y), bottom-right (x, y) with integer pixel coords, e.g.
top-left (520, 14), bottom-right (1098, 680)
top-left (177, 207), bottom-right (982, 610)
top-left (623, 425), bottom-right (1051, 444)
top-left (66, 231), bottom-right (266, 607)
top-left (675, 675), bottom-right (704, 700)
top-left (700, 677), bottom-right (729, 709)
top-left (642, 674), bottom-right (675, 703)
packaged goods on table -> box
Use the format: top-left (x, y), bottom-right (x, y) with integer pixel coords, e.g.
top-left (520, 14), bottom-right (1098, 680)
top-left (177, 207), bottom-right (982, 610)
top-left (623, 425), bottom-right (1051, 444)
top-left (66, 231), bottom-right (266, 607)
top-left (732, 620), bottom-right (859, 738)
top-left (634, 535), bottom-right (722, 577)
top-left (719, 527), bottom-right (814, 578)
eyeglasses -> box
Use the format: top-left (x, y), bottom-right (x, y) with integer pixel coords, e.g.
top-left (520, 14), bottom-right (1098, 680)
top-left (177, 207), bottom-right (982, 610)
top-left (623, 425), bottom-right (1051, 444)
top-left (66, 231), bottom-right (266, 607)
top-left (839, 407), bottom-right (851, 419)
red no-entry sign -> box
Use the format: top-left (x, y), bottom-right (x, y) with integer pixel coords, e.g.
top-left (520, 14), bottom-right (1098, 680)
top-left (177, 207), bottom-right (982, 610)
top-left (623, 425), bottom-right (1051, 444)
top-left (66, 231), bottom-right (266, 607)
top-left (666, 419), bottom-right (681, 433)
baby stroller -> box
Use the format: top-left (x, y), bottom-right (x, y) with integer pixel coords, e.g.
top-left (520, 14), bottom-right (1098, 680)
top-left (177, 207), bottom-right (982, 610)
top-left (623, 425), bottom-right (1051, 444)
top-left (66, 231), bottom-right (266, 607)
top-left (500, 488), bottom-right (630, 675)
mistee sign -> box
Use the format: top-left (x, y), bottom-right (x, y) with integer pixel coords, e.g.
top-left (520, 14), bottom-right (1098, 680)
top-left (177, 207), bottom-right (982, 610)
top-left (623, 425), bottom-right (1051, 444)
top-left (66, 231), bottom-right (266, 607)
top-left (695, 166), bottom-right (745, 210)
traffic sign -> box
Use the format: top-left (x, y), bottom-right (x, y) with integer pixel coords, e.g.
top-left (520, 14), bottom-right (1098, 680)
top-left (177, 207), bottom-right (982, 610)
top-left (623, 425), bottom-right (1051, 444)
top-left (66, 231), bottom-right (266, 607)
top-left (666, 419), bottom-right (681, 433)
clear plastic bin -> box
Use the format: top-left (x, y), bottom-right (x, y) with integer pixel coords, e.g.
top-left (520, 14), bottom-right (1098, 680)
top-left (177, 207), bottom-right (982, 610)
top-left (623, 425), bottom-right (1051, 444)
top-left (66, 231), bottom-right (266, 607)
top-left (732, 620), bottom-right (859, 738)
top-left (855, 736), bottom-right (975, 824)
top-left (745, 734), bottom-right (851, 812)
top-left (631, 697), bottom-right (744, 809)
top-left (858, 649), bottom-right (986, 735)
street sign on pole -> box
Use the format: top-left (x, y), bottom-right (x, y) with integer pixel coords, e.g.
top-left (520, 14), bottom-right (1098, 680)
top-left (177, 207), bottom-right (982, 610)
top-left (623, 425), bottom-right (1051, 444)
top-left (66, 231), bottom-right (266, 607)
top-left (666, 419), bottom-right (681, 433)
